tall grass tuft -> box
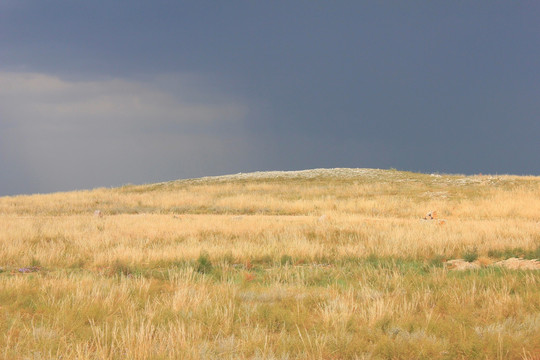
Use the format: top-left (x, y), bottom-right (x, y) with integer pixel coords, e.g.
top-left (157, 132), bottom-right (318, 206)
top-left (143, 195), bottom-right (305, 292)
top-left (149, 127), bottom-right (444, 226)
top-left (195, 251), bottom-right (213, 274)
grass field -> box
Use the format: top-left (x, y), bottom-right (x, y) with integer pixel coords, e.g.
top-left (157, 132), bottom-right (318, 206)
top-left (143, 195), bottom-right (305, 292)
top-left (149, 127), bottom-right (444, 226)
top-left (0, 168), bottom-right (539, 359)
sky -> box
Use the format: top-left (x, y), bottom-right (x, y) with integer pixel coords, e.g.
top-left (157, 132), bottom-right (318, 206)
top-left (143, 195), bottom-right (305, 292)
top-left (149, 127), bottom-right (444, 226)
top-left (1, 1), bottom-right (539, 196)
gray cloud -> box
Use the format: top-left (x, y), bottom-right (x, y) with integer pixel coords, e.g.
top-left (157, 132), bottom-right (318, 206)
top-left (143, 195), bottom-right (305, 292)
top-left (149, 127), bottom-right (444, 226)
top-left (0, 72), bottom-right (251, 195)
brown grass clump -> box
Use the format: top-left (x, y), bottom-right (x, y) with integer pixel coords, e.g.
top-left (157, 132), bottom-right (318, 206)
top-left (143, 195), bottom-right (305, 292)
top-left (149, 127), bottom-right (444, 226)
top-left (477, 256), bottom-right (494, 267)
top-left (446, 259), bottom-right (481, 270)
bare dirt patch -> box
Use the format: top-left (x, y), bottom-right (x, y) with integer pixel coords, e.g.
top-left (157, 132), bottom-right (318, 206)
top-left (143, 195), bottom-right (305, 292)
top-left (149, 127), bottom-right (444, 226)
top-left (447, 258), bottom-right (540, 271)
top-left (493, 257), bottom-right (540, 270)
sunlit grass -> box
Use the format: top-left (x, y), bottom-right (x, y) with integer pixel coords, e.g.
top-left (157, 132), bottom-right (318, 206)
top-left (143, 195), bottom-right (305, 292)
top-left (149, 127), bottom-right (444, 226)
top-left (0, 169), bottom-right (539, 359)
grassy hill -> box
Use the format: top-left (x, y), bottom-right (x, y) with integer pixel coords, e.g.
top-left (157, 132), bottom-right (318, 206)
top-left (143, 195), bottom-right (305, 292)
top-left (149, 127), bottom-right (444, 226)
top-left (0, 168), bottom-right (539, 359)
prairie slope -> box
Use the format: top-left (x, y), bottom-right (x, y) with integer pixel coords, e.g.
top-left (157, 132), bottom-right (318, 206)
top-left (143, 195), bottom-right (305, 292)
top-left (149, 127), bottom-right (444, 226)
top-left (0, 168), bottom-right (539, 359)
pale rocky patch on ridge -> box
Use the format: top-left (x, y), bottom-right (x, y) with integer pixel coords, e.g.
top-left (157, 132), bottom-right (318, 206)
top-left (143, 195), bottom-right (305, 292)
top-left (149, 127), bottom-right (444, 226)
top-left (151, 167), bottom-right (517, 188)
top-left (185, 168), bottom-right (384, 182)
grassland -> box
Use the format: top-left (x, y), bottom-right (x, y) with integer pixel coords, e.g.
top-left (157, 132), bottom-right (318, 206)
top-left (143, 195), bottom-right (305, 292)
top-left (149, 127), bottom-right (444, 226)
top-left (0, 168), bottom-right (539, 359)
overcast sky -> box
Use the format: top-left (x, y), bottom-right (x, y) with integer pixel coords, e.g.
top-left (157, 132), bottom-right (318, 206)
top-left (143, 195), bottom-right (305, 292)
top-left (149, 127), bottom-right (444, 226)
top-left (1, 2), bottom-right (539, 195)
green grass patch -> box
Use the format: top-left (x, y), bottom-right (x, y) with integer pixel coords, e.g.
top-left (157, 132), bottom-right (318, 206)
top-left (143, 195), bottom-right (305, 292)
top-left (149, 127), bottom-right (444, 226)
top-left (463, 247), bottom-right (479, 262)
top-left (487, 245), bottom-right (540, 260)
top-left (195, 251), bottom-right (213, 274)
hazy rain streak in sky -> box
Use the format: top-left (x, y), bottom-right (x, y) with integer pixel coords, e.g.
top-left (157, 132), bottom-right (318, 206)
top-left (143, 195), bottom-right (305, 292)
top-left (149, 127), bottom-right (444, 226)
top-left (0, 2), bottom-right (539, 195)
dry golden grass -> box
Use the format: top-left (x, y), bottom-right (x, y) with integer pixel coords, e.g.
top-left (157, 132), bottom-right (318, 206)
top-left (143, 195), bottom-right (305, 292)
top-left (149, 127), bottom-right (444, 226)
top-left (0, 168), bottom-right (539, 359)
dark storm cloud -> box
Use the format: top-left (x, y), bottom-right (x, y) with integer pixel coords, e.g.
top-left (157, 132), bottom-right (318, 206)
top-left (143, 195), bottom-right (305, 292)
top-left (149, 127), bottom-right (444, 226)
top-left (0, 2), bottom-right (539, 195)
